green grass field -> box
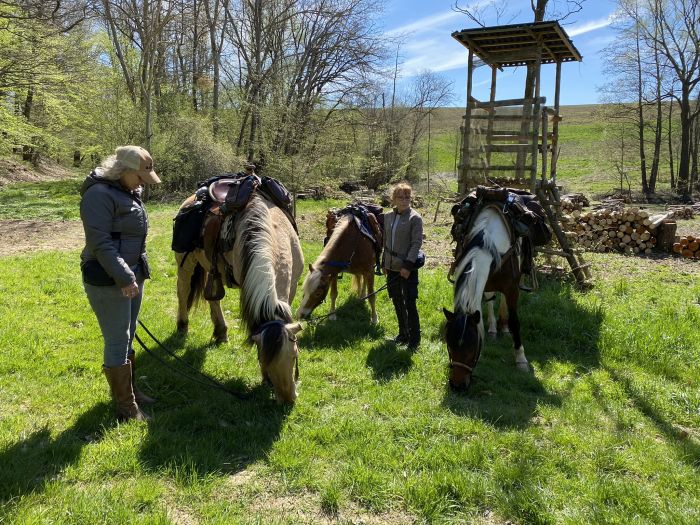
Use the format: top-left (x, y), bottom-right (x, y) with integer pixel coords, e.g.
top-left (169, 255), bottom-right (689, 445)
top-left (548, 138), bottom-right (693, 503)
top-left (1, 175), bottom-right (699, 524)
top-left (419, 105), bottom-right (680, 198)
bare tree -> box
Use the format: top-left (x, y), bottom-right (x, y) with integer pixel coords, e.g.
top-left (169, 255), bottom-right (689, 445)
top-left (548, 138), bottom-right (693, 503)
top-left (99, 0), bottom-right (176, 151)
top-left (623, 0), bottom-right (700, 200)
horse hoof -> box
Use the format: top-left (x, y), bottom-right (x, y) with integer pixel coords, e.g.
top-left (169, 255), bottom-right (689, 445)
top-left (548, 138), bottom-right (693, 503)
top-left (371, 316), bottom-right (378, 325)
top-left (516, 361), bottom-right (530, 372)
top-left (329, 314), bottom-right (337, 321)
top-left (176, 321), bottom-right (188, 336)
top-left (488, 331), bottom-right (497, 339)
top-left (213, 335), bottom-right (229, 345)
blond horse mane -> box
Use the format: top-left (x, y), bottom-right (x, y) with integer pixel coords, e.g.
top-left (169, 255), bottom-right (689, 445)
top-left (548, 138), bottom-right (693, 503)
top-left (227, 194), bottom-right (293, 335)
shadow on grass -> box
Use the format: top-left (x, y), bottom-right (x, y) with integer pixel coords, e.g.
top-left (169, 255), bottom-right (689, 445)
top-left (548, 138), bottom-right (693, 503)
top-left (606, 366), bottom-right (700, 468)
top-left (442, 277), bottom-right (603, 429)
top-left (0, 402), bottom-right (113, 507)
top-left (299, 297), bottom-right (384, 350)
top-left (133, 329), bottom-right (290, 478)
top-left (137, 380), bottom-right (290, 478)
top-left (365, 340), bottom-right (414, 382)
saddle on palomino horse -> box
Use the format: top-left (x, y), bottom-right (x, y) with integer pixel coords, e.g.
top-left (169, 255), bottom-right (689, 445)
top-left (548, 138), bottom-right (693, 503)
top-left (172, 172), bottom-right (297, 300)
top-left (449, 186), bottom-right (552, 285)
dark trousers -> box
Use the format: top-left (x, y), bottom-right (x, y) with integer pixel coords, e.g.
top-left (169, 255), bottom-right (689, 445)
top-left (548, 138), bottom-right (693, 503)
top-left (386, 270), bottom-right (420, 346)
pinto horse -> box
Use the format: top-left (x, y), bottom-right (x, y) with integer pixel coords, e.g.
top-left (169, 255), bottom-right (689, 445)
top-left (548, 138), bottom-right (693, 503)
top-left (443, 205), bottom-right (530, 391)
top-left (296, 209), bottom-right (380, 324)
top-left (175, 193), bottom-right (304, 403)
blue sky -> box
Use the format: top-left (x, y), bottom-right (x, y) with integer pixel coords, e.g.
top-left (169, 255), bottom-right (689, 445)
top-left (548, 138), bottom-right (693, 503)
top-left (381, 0), bottom-right (618, 106)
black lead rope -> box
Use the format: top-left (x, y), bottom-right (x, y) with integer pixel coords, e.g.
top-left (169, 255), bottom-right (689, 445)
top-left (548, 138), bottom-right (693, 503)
top-left (135, 320), bottom-right (250, 400)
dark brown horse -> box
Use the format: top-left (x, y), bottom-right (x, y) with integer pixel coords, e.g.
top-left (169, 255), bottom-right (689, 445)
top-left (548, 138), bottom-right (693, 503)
top-left (443, 206), bottom-right (530, 391)
top-left (296, 210), bottom-right (380, 324)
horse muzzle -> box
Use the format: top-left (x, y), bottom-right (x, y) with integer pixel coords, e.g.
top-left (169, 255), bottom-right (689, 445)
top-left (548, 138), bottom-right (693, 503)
top-left (449, 377), bottom-right (472, 393)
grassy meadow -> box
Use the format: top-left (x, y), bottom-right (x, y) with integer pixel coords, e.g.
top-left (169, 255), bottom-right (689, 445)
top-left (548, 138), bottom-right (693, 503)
top-left (423, 105), bottom-right (649, 198)
top-left (1, 166), bottom-right (699, 524)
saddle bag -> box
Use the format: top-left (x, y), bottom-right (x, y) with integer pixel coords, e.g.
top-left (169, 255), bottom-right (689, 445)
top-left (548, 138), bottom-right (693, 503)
top-left (172, 200), bottom-right (208, 253)
top-left (524, 200), bottom-right (552, 246)
top-left (260, 176), bottom-right (293, 211)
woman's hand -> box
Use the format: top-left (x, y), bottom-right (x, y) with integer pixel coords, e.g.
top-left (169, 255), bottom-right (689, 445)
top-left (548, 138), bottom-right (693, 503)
top-left (121, 282), bottom-right (139, 298)
top-left (400, 268), bottom-right (410, 279)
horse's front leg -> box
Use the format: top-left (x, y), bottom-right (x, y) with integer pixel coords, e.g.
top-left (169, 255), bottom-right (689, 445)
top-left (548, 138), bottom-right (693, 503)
top-left (484, 292), bottom-right (497, 338)
top-left (505, 290), bottom-right (529, 372)
top-left (367, 272), bottom-right (378, 325)
top-left (498, 294), bottom-right (510, 334)
top-left (328, 275), bottom-right (338, 321)
top-left (209, 300), bottom-right (228, 344)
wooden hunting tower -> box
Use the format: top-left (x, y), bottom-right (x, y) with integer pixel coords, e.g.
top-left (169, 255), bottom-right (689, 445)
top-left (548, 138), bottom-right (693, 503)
top-left (452, 20), bottom-right (591, 284)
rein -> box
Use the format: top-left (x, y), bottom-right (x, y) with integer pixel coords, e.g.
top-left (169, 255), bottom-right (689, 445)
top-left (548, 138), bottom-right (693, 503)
top-left (306, 282), bottom-right (388, 325)
top-left (135, 320), bottom-right (250, 400)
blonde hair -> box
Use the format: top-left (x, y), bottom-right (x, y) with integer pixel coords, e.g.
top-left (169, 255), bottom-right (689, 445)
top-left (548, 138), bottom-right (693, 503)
top-left (390, 182), bottom-right (412, 207)
top-left (94, 153), bottom-right (128, 181)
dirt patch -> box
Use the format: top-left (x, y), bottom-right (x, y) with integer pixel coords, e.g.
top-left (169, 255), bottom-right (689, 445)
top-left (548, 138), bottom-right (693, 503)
top-left (0, 220), bottom-right (83, 257)
top-left (0, 157), bottom-right (76, 187)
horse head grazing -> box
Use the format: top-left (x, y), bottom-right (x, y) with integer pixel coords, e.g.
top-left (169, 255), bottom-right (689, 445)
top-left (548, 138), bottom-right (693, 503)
top-left (296, 264), bottom-right (331, 320)
top-left (443, 308), bottom-right (483, 391)
top-left (252, 321), bottom-right (303, 403)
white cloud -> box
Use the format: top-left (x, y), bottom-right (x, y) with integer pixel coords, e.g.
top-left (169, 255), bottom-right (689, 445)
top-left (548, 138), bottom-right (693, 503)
top-left (568, 13), bottom-right (615, 37)
top-left (385, 10), bottom-right (462, 37)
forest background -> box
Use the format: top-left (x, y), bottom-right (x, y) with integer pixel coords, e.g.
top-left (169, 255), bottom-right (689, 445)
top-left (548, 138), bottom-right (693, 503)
top-left (0, 0), bottom-right (699, 201)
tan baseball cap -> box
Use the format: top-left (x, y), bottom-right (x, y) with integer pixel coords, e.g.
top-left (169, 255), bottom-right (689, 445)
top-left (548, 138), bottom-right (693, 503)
top-left (116, 146), bottom-right (161, 184)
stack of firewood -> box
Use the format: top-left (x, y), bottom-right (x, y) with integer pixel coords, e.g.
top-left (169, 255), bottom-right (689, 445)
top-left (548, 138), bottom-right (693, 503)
top-left (667, 205), bottom-right (695, 220)
top-left (673, 235), bottom-right (700, 258)
top-left (561, 206), bottom-right (658, 254)
top-left (560, 193), bottom-right (590, 213)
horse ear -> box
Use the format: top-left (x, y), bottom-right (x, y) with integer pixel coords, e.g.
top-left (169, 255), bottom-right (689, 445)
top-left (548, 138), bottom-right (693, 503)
top-left (286, 322), bottom-right (303, 335)
top-left (443, 308), bottom-right (455, 321)
top-left (469, 311), bottom-right (481, 325)
top-left (251, 332), bottom-right (262, 345)
top-left (308, 263), bottom-right (314, 273)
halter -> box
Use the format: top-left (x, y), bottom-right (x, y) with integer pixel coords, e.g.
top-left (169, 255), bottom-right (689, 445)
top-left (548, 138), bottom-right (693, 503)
top-left (254, 320), bottom-right (300, 381)
top-left (447, 312), bottom-right (482, 377)
top-left (254, 319), bottom-right (297, 342)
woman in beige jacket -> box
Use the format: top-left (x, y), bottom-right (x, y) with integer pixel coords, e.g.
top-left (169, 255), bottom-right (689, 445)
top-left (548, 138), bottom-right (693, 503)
top-left (383, 183), bottom-right (424, 350)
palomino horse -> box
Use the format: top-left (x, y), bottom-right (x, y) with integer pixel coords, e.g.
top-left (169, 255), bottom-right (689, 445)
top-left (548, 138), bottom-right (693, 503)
top-left (175, 193), bottom-right (305, 403)
top-left (296, 210), bottom-right (380, 324)
top-left (443, 206), bottom-right (530, 391)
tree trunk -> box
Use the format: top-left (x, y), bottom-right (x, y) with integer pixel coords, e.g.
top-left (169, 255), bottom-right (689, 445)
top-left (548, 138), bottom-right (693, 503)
top-left (669, 101), bottom-right (675, 189)
top-left (635, 18), bottom-right (648, 194)
top-left (677, 87), bottom-right (691, 200)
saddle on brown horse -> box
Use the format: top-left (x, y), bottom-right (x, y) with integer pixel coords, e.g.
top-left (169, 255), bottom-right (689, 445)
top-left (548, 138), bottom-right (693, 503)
top-left (325, 202), bottom-right (384, 273)
top-left (449, 186), bottom-right (552, 282)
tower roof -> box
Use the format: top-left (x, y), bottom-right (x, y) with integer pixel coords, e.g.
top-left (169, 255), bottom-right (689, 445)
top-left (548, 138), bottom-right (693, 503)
top-left (452, 20), bottom-right (582, 68)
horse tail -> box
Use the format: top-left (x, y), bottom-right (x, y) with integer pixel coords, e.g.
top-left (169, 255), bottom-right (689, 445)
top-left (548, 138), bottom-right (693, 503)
top-left (188, 262), bottom-right (206, 309)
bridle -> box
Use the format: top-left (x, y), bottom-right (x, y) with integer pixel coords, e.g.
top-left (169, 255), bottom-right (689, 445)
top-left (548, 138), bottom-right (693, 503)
top-left (254, 320), bottom-right (300, 380)
top-left (447, 312), bottom-right (482, 378)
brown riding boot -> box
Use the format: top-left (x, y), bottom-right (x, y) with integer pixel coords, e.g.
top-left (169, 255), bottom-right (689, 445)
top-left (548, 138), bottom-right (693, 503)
top-left (103, 363), bottom-right (151, 422)
top-left (128, 355), bottom-right (156, 405)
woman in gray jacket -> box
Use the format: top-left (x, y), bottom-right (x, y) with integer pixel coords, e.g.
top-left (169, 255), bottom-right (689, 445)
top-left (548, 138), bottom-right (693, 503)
top-left (383, 182), bottom-right (424, 351)
top-left (80, 146), bottom-right (160, 421)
